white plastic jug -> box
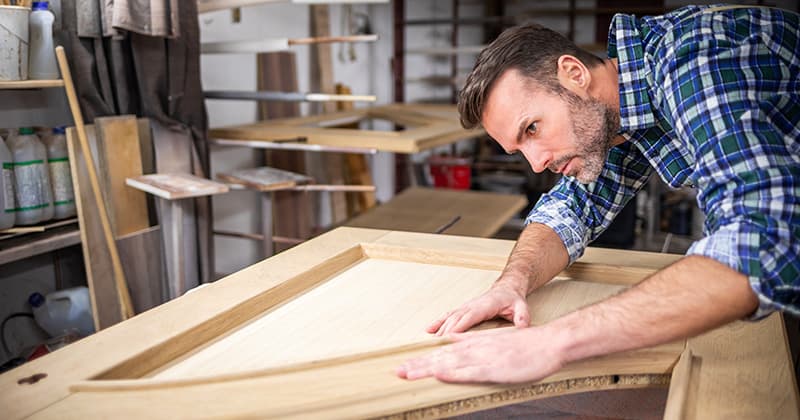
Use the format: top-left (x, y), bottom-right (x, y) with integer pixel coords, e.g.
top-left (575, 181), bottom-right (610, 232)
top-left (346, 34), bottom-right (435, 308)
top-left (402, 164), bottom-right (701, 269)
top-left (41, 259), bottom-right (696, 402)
top-left (28, 286), bottom-right (95, 338)
top-left (7, 127), bottom-right (53, 224)
top-left (0, 134), bottom-right (15, 229)
top-left (27, 1), bottom-right (57, 80)
top-left (42, 127), bottom-right (75, 219)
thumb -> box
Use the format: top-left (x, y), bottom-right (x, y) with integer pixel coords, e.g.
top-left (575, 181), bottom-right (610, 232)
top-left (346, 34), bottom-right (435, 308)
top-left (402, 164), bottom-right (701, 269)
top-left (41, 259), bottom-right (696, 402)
top-left (512, 299), bottom-right (530, 327)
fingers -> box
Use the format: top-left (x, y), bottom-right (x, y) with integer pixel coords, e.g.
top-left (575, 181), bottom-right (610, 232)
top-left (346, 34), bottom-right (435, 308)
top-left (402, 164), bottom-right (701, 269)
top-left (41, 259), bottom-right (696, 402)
top-left (449, 310), bottom-right (486, 334)
top-left (396, 341), bottom-right (492, 383)
top-left (426, 313), bottom-right (449, 334)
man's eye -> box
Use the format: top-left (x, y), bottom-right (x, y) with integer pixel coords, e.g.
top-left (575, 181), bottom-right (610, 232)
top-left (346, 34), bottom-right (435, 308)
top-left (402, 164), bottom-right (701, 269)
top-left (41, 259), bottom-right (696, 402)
top-left (526, 122), bottom-right (538, 135)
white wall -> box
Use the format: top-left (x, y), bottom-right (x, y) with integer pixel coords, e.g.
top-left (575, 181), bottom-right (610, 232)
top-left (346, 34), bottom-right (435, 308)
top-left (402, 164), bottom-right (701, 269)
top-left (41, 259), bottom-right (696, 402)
top-left (200, 3), bottom-right (399, 275)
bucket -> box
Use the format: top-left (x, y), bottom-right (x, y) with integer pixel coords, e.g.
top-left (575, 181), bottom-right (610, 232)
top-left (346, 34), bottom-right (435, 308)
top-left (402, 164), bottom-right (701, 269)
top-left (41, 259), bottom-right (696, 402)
top-left (429, 155), bottom-right (472, 190)
top-left (0, 6), bottom-right (30, 81)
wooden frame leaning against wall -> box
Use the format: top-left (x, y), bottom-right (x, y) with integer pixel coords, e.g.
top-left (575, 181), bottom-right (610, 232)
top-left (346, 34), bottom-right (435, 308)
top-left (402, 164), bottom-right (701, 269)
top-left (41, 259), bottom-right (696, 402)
top-left (209, 104), bottom-right (485, 153)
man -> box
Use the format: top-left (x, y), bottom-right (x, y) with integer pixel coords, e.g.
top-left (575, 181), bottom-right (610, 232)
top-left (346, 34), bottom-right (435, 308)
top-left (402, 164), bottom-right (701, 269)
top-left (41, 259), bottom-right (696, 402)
top-left (396, 4), bottom-right (799, 384)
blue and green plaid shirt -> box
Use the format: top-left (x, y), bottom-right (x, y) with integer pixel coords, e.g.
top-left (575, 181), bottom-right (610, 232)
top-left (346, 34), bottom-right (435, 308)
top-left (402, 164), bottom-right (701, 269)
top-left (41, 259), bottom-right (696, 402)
top-left (527, 5), bottom-right (800, 319)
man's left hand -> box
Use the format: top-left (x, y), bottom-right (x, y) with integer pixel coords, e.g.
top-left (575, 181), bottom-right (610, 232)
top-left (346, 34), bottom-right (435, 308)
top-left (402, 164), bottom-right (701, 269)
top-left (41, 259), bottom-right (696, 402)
top-left (395, 326), bottom-right (565, 383)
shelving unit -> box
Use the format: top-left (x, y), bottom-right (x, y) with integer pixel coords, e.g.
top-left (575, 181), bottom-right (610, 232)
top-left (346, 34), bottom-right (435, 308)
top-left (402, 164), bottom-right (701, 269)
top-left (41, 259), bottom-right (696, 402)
top-left (0, 78), bottom-right (79, 266)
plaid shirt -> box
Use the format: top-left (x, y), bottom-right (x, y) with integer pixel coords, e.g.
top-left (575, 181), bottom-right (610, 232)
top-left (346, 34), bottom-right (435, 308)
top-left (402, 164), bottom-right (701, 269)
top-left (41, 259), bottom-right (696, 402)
top-left (527, 5), bottom-right (800, 319)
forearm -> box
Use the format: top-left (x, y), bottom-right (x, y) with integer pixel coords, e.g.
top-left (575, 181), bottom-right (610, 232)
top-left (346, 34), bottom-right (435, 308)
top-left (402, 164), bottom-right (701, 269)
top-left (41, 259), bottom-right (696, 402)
top-left (495, 223), bottom-right (569, 297)
top-left (548, 255), bottom-right (759, 364)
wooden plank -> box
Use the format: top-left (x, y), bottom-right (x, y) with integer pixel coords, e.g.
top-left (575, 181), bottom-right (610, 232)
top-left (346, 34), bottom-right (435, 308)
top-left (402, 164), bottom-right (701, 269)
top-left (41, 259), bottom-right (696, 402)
top-left (126, 174), bottom-right (229, 201)
top-left (94, 115), bottom-right (150, 237)
top-left (217, 167), bottom-right (311, 191)
top-left (345, 187), bottom-right (527, 238)
top-left (116, 226), bottom-right (167, 314)
top-left (66, 126), bottom-right (126, 330)
top-left (257, 51), bottom-right (311, 252)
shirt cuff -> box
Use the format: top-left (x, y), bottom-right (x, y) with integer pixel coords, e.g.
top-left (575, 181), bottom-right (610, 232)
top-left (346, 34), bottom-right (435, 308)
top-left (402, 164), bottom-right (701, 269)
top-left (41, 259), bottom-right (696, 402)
top-left (686, 223), bottom-right (776, 321)
top-left (525, 198), bottom-right (589, 264)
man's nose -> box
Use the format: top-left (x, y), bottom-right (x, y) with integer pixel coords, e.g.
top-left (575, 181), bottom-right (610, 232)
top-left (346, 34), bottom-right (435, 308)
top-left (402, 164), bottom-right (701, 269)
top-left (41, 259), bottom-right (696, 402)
top-left (523, 149), bottom-right (552, 173)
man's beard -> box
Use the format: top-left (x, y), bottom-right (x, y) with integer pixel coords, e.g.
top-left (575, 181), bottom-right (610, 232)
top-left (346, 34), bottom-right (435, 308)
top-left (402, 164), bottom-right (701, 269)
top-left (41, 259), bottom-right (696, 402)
top-left (549, 91), bottom-right (620, 184)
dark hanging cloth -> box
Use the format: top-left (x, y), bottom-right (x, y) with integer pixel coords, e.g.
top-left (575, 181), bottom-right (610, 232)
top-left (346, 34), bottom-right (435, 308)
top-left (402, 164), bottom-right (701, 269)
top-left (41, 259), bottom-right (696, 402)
top-left (55, 0), bottom-right (213, 285)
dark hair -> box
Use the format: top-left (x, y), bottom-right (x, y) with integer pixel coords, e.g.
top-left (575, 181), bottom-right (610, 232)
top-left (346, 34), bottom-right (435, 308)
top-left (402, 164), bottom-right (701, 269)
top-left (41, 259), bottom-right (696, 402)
top-left (458, 22), bottom-right (604, 129)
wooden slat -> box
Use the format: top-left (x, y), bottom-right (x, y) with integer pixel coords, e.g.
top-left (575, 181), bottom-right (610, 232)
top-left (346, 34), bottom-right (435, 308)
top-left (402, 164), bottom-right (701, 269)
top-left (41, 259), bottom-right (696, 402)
top-left (94, 116), bottom-right (150, 236)
top-left (0, 79), bottom-right (64, 89)
top-left (126, 174), bottom-right (229, 200)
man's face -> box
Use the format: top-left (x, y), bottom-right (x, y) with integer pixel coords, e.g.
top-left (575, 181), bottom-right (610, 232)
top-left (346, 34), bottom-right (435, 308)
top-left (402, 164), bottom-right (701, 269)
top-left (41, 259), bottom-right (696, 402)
top-left (481, 69), bottom-right (620, 184)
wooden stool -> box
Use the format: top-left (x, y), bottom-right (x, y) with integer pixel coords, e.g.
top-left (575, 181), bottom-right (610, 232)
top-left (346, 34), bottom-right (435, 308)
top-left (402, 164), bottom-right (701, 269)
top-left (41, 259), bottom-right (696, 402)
top-left (217, 166), bottom-right (374, 257)
top-left (126, 174), bottom-right (229, 299)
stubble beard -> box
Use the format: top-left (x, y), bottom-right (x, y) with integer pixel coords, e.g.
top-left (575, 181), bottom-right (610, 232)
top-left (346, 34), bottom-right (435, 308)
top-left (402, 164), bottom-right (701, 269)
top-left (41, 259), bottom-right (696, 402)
top-left (558, 92), bottom-right (620, 184)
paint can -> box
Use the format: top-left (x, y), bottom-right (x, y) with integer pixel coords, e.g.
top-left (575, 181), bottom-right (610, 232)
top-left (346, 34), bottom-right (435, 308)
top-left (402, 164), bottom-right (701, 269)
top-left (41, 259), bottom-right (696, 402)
top-left (0, 6), bottom-right (30, 81)
top-left (429, 155), bottom-right (472, 190)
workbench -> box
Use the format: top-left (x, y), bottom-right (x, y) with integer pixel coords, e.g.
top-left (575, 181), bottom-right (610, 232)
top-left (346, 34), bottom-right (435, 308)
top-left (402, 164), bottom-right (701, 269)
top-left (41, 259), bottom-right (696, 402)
top-left (1, 228), bottom-right (797, 419)
top-left (345, 187), bottom-right (527, 237)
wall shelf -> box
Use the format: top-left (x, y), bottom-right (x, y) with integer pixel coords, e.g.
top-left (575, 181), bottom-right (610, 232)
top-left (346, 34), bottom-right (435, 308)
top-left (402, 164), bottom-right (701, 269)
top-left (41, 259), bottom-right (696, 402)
top-left (0, 80), bottom-right (65, 90)
top-left (0, 223), bottom-right (81, 265)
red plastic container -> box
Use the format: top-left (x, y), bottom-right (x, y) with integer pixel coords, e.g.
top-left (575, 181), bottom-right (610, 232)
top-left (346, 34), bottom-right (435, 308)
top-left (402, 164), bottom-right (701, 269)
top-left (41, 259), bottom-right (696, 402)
top-left (429, 156), bottom-right (471, 189)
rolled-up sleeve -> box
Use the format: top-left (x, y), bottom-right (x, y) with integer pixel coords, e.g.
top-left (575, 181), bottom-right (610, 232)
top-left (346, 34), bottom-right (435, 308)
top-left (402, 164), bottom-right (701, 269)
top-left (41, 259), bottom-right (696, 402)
top-left (687, 209), bottom-right (800, 319)
top-left (526, 141), bottom-right (654, 263)
top-left (678, 93), bottom-right (800, 319)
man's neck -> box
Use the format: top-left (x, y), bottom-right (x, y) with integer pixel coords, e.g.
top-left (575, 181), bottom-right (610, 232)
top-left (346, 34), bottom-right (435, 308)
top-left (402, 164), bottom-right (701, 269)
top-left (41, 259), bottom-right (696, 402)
top-left (587, 58), bottom-right (621, 111)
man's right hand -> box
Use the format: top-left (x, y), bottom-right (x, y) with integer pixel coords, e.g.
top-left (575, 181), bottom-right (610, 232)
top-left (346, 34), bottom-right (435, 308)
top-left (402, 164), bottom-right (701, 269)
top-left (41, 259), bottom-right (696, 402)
top-left (426, 285), bottom-right (531, 336)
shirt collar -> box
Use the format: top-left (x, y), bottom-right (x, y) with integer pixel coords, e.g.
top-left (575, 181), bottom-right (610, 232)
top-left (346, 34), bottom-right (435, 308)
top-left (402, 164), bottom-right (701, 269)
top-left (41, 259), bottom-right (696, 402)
top-left (607, 13), bottom-right (657, 131)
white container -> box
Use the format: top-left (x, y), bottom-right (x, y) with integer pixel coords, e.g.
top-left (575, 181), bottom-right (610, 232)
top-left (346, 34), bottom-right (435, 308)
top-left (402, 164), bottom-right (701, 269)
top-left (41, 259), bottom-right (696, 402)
top-left (0, 134), bottom-right (15, 229)
top-left (28, 286), bottom-right (95, 338)
top-left (0, 6), bottom-right (30, 81)
top-left (7, 127), bottom-right (51, 225)
top-left (42, 126), bottom-right (75, 219)
top-left (28, 2), bottom-right (57, 80)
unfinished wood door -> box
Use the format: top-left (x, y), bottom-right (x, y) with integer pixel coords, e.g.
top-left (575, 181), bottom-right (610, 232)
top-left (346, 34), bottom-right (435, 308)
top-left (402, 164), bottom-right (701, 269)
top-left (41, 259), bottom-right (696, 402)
top-left (5, 229), bottom-right (795, 420)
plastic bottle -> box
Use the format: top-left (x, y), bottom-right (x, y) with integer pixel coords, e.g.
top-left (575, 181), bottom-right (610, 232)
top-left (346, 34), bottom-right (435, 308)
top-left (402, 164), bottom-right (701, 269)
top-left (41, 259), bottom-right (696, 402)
top-left (28, 287), bottom-right (95, 338)
top-left (6, 128), bottom-right (52, 224)
top-left (0, 135), bottom-right (15, 229)
top-left (42, 127), bottom-right (76, 219)
top-left (28, 1), bottom-right (58, 80)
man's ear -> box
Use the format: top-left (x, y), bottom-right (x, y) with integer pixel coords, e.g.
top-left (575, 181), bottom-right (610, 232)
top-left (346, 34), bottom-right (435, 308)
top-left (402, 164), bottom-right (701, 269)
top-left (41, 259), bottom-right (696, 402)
top-left (557, 55), bottom-right (591, 94)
